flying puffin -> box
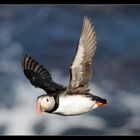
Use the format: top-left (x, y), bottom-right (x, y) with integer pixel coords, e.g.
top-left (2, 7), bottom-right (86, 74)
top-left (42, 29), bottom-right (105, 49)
top-left (21, 16), bottom-right (107, 116)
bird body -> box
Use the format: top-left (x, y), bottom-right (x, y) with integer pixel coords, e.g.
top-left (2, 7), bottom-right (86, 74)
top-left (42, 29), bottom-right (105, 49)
top-left (21, 16), bottom-right (107, 116)
top-left (53, 94), bottom-right (96, 116)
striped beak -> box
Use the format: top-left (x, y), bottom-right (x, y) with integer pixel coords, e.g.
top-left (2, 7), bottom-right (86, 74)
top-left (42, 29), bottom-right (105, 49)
top-left (36, 99), bottom-right (42, 115)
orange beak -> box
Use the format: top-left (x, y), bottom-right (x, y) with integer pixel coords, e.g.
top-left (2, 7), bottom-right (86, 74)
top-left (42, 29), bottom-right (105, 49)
top-left (36, 99), bottom-right (42, 115)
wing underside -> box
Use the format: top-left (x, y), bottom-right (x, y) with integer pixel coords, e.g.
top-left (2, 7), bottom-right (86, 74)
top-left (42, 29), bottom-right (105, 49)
top-left (67, 16), bottom-right (97, 95)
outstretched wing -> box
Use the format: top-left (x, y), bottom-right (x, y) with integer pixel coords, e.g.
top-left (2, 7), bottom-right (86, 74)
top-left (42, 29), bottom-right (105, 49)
top-left (21, 54), bottom-right (66, 94)
top-left (67, 16), bottom-right (96, 94)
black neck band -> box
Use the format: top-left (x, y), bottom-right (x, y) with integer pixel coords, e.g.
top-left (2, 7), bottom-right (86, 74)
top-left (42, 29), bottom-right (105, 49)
top-left (47, 92), bottom-right (60, 113)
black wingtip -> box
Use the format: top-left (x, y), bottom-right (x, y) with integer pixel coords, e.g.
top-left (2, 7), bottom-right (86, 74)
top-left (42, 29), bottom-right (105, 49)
top-left (21, 54), bottom-right (66, 94)
top-left (21, 53), bottom-right (51, 80)
top-left (21, 54), bottom-right (38, 71)
top-left (21, 54), bottom-right (29, 69)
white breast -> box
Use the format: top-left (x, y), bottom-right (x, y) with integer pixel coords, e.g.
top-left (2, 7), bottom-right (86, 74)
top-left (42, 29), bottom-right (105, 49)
top-left (53, 95), bottom-right (96, 116)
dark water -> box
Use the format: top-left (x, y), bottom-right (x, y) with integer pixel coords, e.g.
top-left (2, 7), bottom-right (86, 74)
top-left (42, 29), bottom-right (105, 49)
top-left (0, 5), bottom-right (140, 135)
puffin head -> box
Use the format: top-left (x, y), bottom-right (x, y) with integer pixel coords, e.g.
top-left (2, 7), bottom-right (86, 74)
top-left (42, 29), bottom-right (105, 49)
top-left (36, 95), bottom-right (55, 114)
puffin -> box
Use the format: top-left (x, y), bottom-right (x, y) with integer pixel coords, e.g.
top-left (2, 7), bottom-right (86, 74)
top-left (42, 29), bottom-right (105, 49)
top-left (21, 16), bottom-right (107, 116)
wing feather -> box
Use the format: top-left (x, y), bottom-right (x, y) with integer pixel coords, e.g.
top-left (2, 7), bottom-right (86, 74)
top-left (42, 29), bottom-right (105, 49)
top-left (21, 54), bottom-right (66, 94)
top-left (67, 16), bottom-right (96, 94)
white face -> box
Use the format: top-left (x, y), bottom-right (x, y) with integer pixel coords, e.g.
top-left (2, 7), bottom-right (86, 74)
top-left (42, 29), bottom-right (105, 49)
top-left (40, 96), bottom-right (55, 112)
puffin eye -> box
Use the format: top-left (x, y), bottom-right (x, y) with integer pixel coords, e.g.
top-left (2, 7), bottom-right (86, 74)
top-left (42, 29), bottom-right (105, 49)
top-left (46, 98), bottom-right (49, 102)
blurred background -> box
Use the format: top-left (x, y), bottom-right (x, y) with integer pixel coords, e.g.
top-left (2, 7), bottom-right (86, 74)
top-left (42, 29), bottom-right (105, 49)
top-left (0, 4), bottom-right (140, 135)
